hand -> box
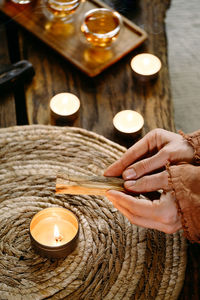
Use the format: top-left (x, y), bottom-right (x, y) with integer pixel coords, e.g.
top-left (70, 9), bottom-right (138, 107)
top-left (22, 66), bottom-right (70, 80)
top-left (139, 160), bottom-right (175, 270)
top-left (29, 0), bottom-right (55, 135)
top-left (106, 190), bottom-right (182, 233)
top-left (104, 128), bottom-right (194, 193)
top-left (104, 128), bottom-right (193, 233)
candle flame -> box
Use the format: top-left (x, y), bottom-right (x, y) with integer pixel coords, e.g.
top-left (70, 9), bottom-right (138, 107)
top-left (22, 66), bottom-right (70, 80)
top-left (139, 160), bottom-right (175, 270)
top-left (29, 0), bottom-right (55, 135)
top-left (54, 224), bottom-right (63, 242)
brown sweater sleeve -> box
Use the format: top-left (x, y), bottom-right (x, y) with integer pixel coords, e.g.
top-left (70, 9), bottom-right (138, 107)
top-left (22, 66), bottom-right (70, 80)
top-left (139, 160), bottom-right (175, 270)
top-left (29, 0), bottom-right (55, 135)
top-left (179, 129), bottom-right (200, 162)
top-left (168, 164), bottom-right (200, 243)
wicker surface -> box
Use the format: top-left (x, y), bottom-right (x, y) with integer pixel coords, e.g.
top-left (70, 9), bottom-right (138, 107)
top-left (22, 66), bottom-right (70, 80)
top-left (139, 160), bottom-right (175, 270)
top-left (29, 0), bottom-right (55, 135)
top-left (0, 125), bottom-right (187, 300)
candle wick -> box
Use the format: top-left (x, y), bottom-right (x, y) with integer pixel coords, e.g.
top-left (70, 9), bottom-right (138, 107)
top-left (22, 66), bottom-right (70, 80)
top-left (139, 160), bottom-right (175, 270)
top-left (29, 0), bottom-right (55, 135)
top-left (55, 234), bottom-right (63, 242)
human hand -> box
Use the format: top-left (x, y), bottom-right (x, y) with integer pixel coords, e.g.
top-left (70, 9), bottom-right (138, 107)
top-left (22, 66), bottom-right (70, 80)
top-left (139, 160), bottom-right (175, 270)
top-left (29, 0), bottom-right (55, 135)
top-left (106, 190), bottom-right (182, 234)
top-left (104, 128), bottom-right (194, 193)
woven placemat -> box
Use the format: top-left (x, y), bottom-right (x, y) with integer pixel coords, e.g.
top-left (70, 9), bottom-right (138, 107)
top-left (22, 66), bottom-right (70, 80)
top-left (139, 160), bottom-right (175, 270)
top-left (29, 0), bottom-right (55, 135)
top-left (0, 125), bottom-right (187, 300)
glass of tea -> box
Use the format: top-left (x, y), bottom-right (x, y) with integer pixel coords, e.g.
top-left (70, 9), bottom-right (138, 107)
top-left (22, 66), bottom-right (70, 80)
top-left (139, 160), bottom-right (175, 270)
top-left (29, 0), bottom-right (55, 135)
top-left (11, 0), bottom-right (32, 4)
top-left (81, 8), bottom-right (123, 48)
top-left (43, 0), bottom-right (82, 22)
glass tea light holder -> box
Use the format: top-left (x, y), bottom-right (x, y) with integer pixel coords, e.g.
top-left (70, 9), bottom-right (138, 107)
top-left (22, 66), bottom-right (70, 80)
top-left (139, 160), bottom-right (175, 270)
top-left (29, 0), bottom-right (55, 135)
top-left (81, 8), bottom-right (123, 49)
top-left (50, 93), bottom-right (80, 125)
top-left (30, 207), bottom-right (79, 258)
top-left (113, 110), bottom-right (144, 137)
top-left (43, 0), bottom-right (83, 22)
top-left (130, 53), bottom-right (162, 81)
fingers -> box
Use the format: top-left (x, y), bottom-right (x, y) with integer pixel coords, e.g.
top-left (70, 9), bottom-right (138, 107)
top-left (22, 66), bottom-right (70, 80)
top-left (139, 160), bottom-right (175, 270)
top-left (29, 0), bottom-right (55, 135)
top-left (124, 170), bottom-right (170, 193)
top-left (106, 190), bottom-right (182, 234)
top-left (111, 203), bottom-right (181, 234)
top-left (106, 190), bottom-right (154, 219)
top-left (104, 131), bottom-right (155, 176)
top-left (104, 128), bottom-right (169, 177)
top-left (123, 148), bottom-right (169, 180)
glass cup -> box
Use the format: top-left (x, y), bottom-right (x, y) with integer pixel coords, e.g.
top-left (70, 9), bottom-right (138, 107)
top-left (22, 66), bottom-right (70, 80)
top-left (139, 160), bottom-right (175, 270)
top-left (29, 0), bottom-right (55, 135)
top-left (43, 0), bottom-right (82, 22)
top-left (11, 0), bottom-right (32, 4)
top-left (81, 8), bottom-right (123, 48)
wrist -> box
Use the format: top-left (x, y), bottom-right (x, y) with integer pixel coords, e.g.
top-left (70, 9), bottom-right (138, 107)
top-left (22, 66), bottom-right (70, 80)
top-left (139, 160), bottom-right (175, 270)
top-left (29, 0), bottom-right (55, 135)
top-left (178, 130), bottom-right (200, 163)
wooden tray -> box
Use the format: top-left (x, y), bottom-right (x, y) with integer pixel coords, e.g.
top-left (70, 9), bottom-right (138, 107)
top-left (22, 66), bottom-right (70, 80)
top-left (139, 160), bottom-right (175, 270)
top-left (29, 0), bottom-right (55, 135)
top-left (0, 0), bottom-right (147, 77)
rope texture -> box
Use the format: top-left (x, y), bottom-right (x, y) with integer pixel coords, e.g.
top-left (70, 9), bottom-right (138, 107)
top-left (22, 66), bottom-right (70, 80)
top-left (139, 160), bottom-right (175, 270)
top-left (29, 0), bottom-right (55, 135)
top-left (0, 125), bottom-right (187, 299)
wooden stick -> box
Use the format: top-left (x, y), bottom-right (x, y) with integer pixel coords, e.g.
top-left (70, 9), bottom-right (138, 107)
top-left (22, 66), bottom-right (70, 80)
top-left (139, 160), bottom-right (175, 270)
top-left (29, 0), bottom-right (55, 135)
top-left (56, 174), bottom-right (125, 196)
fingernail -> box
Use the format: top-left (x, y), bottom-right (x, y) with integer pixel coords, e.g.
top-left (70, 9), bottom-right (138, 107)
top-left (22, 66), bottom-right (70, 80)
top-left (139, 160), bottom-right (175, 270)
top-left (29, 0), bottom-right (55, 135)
top-left (124, 180), bottom-right (136, 189)
top-left (104, 170), bottom-right (109, 176)
top-left (123, 168), bottom-right (136, 180)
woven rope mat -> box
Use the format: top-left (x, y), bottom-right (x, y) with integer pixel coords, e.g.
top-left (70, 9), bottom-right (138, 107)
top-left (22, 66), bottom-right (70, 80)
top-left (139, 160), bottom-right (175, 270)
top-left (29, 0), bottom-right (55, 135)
top-left (0, 125), bottom-right (187, 300)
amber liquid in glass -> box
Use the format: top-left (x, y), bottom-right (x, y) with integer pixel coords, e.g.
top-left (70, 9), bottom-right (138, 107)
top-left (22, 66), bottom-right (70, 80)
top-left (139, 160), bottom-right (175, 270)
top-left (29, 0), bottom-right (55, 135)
top-left (46, 0), bottom-right (81, 19)
top-left (82, 10), bottom-right (121, 48)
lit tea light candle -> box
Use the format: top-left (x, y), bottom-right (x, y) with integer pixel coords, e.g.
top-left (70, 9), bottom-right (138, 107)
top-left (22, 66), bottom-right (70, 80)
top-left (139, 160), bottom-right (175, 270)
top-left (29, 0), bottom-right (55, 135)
top-left (130, 53), bottom-right (162, 80)
top-left (113, 110), bottom-right (144, 136)
top-left (30, 207), bottom-right (79, 258)
top-left (50, 93), bottom-right (80, 125)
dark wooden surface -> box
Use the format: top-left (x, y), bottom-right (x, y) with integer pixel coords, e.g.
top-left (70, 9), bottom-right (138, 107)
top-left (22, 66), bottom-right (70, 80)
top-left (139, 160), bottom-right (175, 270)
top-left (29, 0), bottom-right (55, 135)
top-left (0, 0), bottom-right (147, 77)
top-left (14, 0), bottom-right (175, 149)
top-left (0, 15), bottom-right (16, 127)
top-left (0, 0), bottom-right (199, 298)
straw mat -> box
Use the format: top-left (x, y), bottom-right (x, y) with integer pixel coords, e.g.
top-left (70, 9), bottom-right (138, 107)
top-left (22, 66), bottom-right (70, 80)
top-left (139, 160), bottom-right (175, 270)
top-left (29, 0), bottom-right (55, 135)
top-left (0, 125), bottom-right (187, 299)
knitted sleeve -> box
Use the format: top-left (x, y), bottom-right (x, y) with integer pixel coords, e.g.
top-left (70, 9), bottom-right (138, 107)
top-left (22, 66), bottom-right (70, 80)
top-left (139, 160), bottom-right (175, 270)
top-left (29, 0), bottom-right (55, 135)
top-left (167, 164), bottom-right (200, 244)
top-left (179, 129), bottom-right (200, 163)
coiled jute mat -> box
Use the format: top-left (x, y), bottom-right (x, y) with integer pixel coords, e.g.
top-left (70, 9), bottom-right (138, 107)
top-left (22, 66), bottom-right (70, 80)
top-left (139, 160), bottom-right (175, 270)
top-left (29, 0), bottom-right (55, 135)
top-left (0, 125), bottom-right (187, 300)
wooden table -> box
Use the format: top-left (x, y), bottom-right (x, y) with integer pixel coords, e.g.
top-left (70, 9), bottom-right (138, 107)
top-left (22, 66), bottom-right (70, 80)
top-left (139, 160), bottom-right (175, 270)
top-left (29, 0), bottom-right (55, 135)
top-left (0, 0), bottom-right (199, 299)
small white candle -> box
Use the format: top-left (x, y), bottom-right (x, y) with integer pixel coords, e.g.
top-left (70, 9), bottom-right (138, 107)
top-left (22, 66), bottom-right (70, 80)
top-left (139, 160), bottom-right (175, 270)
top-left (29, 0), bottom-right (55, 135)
top-left (50, 93), bottom-right (80, 117)
top-left (31, 215), bottom-right (76, 246)
top-left (30, 207), bottom-right (79, 258)
top-left (130, 53), bottom-right (161, 79)
top-left (113, 110), bottom-right (144, 135)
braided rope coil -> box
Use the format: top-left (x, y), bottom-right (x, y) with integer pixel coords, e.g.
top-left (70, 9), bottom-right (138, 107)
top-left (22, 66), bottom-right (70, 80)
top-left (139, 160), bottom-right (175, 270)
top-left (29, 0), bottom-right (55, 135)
top-left (0, 125), bottom-right (187, 299)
